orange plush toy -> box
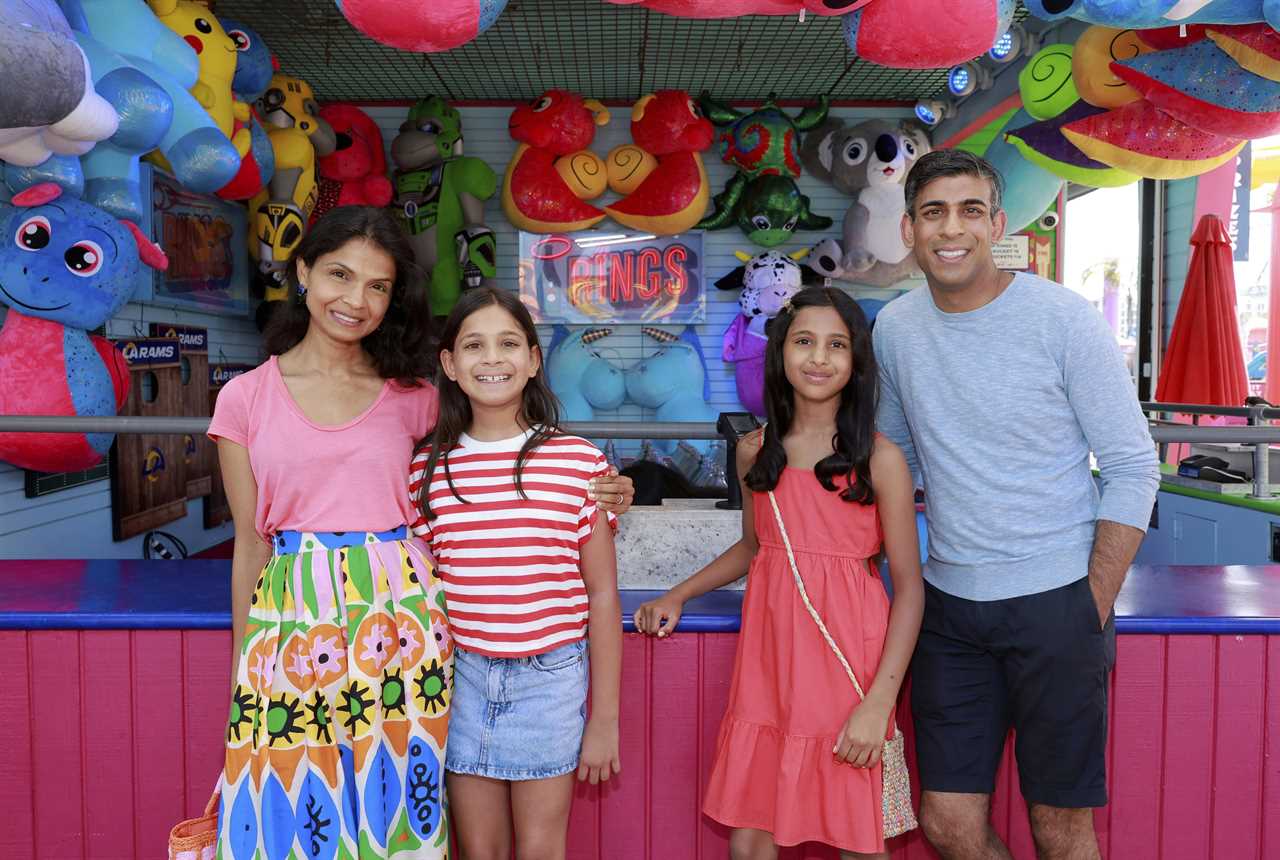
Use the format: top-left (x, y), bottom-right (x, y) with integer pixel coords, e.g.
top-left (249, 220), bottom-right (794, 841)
top-left (502, 90), bottom-right (611, 233)
top-left (311, 103), bottom-right (394, 223)
top-left (604, 90), bottom-right (714, 235)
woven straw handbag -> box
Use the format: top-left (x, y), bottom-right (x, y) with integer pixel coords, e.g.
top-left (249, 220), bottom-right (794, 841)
top-left (167, 790), bottom-right (219, 860)
top-left (768, 490), bottom-right (918, 839)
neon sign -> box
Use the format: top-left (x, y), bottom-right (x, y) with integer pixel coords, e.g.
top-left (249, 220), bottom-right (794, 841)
top-left (518, 231), bottom-right (704, 324)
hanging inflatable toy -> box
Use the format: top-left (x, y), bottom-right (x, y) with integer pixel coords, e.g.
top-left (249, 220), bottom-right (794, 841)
top-left (1019, 44), bottom-right (1081, 120)
top-left (0, 182), bottom-right (168, 472)
top-left (717, 250), bottom-right (820, 416)
top-left (605, 1), bottom-right (873, 18)
top-left (697, 93), bottom-right (832, 247)
top-left (212, 16), bottom-right (275, 200)
top-left (1022, 0), bottom-right (1278, 28)
top-left (546, 327), bottom-right (627, 423)
top-left (1061, 98), bottom-right (1246, 179)
top-left (800, 116), bottom-right (929, 283)
top-left (602, 90), bottom-right (714, 235)
top-left (502, 90), bottom-right (612, 234)
top-left (1005, 102), bottom-right (1140, 186)
top-left (313, 104), bottom-right (394, 221)
top-left (335, 0), bottom-right (510, 51)
top-left (70, 0), bottom-right (240, 193)
top-left (391, 96), bottom-right (497, 316)
top-left (843, 0), bottom-right (1016, 70)
top-left (1111, 38), bottom-right (1280, 138)
top-left (983, 108), bottom-right (1065, 233)
top-left (0, 0), bottom-right (118, 167)
top-left (72, 34), bottom-right (175, 223)
top-left (1072, 26), bottom-right (1153, 108)
top-left (248, 73), bottom-right (337, 321)
top-left (624, 327), bottom-right (718, 455)
top-left (1135, 23), bottom-right (1208, 49)
top-left (1207, 23), bottom-right (1280, 80)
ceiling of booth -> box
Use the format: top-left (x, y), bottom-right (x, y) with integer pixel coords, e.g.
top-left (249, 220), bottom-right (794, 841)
top-left (214, 0), bottom-right (1030, 104)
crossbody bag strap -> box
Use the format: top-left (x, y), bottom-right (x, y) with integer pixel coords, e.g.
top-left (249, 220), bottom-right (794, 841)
top-left (767, 489), bottom-right (867, 701)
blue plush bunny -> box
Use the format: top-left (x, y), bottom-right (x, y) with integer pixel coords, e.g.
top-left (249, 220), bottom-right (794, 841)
top-left (0, 182), bottom-right (168, 471)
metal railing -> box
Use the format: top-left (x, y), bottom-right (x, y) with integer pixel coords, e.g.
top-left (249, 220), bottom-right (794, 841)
top-left (0, 415), bottom-right (722, 440)
top-left (7, 410), bottom-right (1280, 497)
top-left (1142, 401), bottom-right (1280, 499)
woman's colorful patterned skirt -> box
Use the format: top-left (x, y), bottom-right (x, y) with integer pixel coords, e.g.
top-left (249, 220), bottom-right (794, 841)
top-left (217, 527), bottom-right (453, 859)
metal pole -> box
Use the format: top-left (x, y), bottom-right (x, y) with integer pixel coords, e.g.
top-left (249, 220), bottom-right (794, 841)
top-left (1253, 441), bottom-right (1272, 499)
top-left (0, 415), bottom-right (723, 440)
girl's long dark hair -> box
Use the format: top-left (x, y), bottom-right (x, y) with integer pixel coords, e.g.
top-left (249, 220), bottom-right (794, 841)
top-left (415, 288), bottom-right (563, 520)
top-left (745, 286), bottom-right (878, 504)
top-left (263, 205), bottom-right (434, 386)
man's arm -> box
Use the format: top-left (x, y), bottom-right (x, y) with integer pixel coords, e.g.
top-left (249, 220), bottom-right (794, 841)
top-left (1063, 305), bottom-right (1160, 621)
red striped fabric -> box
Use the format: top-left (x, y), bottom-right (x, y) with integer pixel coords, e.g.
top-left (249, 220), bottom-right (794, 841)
top-left (409, 430), bottom-right (614, 657)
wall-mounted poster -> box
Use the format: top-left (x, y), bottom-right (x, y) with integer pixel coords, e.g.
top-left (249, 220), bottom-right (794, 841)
top-left (150, 169), bottom-right (250, 317)
top-left (518, 230), bottom-right (705, 324)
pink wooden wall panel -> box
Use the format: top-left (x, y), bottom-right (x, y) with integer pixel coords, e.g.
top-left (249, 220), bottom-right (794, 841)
top-left (2, 631), bottom-right (1279, 859)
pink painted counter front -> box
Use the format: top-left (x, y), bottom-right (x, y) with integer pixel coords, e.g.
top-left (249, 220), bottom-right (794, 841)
top-left (1, 562), bottom-right (1279, 859)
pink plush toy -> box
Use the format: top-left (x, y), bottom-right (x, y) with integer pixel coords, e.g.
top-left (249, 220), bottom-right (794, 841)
top-left (311, 104), bottom-right (394, 224)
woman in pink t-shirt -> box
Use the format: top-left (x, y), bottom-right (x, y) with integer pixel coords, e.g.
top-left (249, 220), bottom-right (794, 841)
top-left (207, 206), bottom-right (632, 857)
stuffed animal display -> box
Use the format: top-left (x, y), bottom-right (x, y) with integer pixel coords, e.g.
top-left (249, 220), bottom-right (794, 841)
top-left (0, 182), bottom-right (168, 472)
top-left (313, 104), bottom-right (394, 220)
top-left (0, 0), bottom-right (118, 167)
top-left (697, 93), bottom-right (833, 247)
top-left (392, 96), bottom-right (497, 316)
top-left (502, 89), bottom-right (612, 234)
top-left (602, 90), bottom-right (714, 235)
top-left (546, 326), bottom-right (717, 454)
top-left (212, 15), bottom-right (275, 201)
top-left (72, 0), bottom-right (241, 193)
top-left (800, 117), bottom-right (929, 284)
top-left (247, 72), bottom-right (336, 317)
top-left (717, 250), bottom-right (821, 416)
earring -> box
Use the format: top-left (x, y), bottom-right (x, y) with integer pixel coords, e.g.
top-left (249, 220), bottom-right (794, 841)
top-left (296, 283), bottom-right (307, 300)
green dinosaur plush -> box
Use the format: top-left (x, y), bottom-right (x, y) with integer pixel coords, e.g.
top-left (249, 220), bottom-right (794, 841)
top-left (390, 96), bottom-right (497, 316)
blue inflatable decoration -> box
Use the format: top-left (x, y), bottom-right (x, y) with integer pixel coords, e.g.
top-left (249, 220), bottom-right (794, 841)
top-left (982, 108), bottom-right (1064, 234)
top-left (546, 327), bottom-right (626, 424)
top-left (62, 0), bottom-right (240, 193)
top-left (73, 36), bottom-right (174, 222)
top-left (1023, 0), bottom-right (1278, 29)
top-left (625, 327), bottom-right (717, 455)
top-left (0, 182), bottom-right (168, 472)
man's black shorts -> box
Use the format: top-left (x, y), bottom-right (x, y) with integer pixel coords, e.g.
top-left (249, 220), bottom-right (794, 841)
top-left (910, 576), bottom-right (1116, 808)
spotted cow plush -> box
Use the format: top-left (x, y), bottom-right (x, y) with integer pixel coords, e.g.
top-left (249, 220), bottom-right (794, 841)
top-left (716, 249), bottom-right (821, 416)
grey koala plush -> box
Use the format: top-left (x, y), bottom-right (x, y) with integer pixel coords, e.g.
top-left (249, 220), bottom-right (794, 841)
top-left (800, 118), bottom-right (931, 278)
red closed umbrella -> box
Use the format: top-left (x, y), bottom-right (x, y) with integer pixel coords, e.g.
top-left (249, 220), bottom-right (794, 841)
top-left (1155, 214), bottom-right (1249, 406)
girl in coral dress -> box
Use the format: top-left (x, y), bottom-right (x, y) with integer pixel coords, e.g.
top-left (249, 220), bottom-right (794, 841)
top-left (636, 286), bottom-right (924, 858)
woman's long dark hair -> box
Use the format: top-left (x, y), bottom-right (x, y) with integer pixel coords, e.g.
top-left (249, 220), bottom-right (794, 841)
top-left (745, 286), bottom-right (878, 504)
top-left (415, 288), bottom-right (563, 520)
top-left (263, 205), bottom-right (434, 386)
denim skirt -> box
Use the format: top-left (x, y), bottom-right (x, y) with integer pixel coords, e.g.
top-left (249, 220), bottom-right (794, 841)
top-left (445, 639), bottom-right (589, 780)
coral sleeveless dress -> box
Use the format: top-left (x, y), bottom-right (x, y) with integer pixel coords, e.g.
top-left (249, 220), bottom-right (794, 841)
top-left (703, 466), bottom-right (893, 855)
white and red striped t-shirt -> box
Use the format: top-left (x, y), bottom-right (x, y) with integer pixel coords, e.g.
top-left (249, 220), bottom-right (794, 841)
top-left (408, 429), bottom-right (616, 658)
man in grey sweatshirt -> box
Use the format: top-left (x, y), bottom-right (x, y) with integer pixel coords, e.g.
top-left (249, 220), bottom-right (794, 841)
top-left (874, 150), bottom-right (1159, 860)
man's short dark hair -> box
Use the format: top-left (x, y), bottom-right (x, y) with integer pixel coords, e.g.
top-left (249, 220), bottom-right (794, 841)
top-left (904, 149), bottom-right (1004, 219)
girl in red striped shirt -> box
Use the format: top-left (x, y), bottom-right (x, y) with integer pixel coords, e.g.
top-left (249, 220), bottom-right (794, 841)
top-left (409, 288), bottom-right (621, 859)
